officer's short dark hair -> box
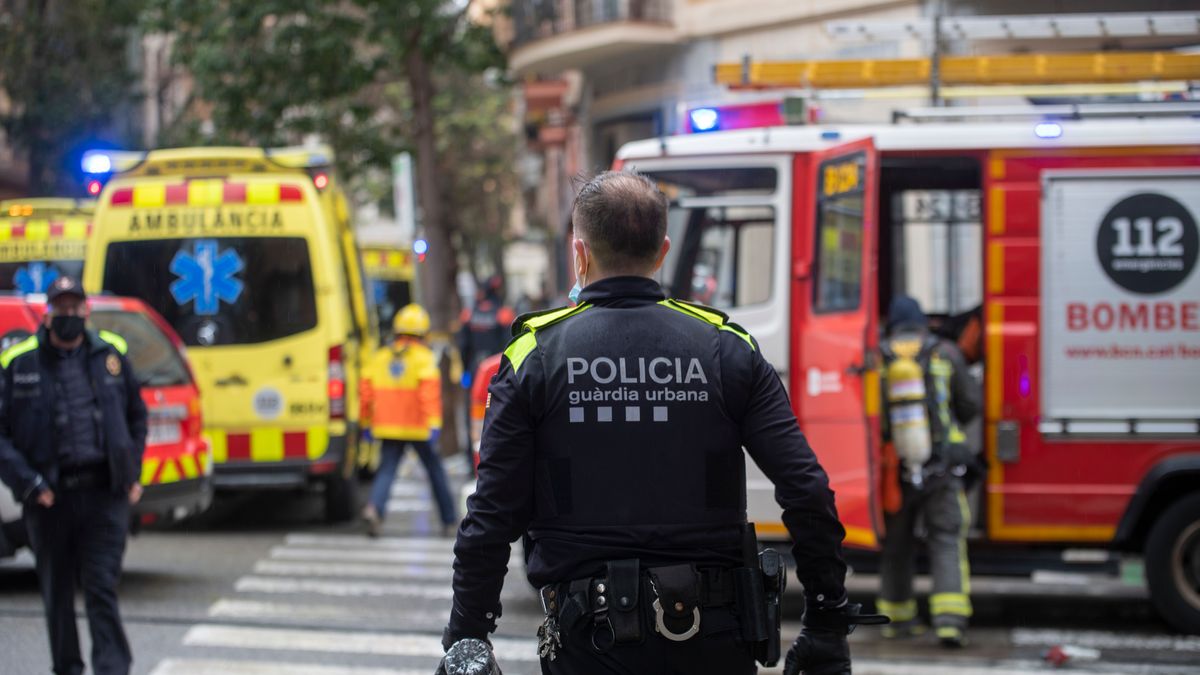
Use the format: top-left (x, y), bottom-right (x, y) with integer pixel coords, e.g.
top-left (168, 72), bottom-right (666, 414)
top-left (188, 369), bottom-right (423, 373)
top-left (572, 171), bottom-right (669, 272)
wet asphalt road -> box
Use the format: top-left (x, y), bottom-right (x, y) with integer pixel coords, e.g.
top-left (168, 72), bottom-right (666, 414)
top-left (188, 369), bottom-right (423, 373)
top-left (1, 458), bottom-right (1198, 675)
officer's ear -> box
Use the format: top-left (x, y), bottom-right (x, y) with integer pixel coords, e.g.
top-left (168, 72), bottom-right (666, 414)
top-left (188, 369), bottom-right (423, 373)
top-left (651, 236), bottom-right (671, 273)
top-left (572, 237), bottom-right (589, 280)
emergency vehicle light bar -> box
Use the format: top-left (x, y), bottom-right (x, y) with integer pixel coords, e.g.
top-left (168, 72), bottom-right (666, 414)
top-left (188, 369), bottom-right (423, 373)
top-left (82, 145), bottom-right (335, 179)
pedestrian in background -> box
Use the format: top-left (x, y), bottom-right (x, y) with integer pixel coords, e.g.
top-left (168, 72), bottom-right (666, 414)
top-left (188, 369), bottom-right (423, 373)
top-left (877, 295), bottom-right (980, 648)
top-left (361, 303), bottom-right (457, 537)
top-left (457, 275), bottom-right (515, 379)
top-left (0, 275), bottom-right (147, 675)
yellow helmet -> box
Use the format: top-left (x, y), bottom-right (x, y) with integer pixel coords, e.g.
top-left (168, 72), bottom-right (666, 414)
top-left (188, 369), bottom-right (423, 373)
top-left (393, 303), bottom-right (430, 336)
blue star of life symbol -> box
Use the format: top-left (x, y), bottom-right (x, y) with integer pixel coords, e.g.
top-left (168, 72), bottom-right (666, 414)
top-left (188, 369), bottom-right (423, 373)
top-left (169, 239), bottom-right (244, 315)
top-left (389, 359), bottom-right (405, 379)
top-left (14, 261), bottom-right (59, 294)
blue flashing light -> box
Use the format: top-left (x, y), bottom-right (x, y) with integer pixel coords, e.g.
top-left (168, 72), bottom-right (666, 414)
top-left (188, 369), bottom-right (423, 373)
top-left (82, 153), bottom-right (112, 174)
top-left (820, 130), bottom-right (841, 141)
top-left (689, 108), bottom-right (720, 133)
top-left (413, 238), bottom-right (429, 256)
top-left (1034, 122), bottom-right (1063, 139)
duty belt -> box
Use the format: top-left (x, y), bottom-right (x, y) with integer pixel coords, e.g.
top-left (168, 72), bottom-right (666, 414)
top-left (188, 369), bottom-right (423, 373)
top-left (538, 561), bottom-right (737, 653)
top-left (57, 462), bottom-right (110, 491)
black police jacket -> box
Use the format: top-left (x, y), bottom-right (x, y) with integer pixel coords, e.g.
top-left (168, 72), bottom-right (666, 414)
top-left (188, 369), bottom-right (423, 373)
top-left (447, 276), bottom-right (847, 642)
top-left (0, 327), bottom-right (148, 501)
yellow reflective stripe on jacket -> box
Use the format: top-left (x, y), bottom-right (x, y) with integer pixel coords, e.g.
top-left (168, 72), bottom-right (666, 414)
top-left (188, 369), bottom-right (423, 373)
top-left (929, 353), bottom-right (965, 443)
top-left (372, 423), bottom-right (438, 441)
top-left (0, 335), bottom-right (37, 368)
top-left (658, 299), bottom-right (755, 350)
top-left (98, 330), bottom-right (128, 355)
top-left (505, 304), bottom-right (592, 372)
top-left (504, 332), bottom-right (537, 372)
top-left (929, 592), bottom-right (973, 617)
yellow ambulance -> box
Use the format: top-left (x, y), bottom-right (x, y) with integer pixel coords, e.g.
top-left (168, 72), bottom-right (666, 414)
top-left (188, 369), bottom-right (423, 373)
top-left (82, 146), bottom-right (376, 521)
top-left (360, 244), bottom-right (415, 343)
top-left (0, 198), bottom-right (93, 294)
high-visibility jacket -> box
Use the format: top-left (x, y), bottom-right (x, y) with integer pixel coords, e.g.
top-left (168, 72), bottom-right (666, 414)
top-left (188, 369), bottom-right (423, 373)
top-left (362, 337), bottom-right (442, 441)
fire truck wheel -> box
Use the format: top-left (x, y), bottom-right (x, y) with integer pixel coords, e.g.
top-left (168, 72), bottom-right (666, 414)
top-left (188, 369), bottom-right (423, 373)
top-left (1145, 492), bottom-right (1200, 634)
top-left (323, 471), bottom-right (358, 524)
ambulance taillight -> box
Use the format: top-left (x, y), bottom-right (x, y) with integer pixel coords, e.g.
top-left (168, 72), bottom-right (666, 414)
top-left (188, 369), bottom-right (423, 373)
top-left (328, 345), bottom-right (347, 420)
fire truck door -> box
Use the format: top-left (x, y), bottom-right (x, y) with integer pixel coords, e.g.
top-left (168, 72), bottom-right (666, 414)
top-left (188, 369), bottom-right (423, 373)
top-left (793, 137), bottom-right (882, 549)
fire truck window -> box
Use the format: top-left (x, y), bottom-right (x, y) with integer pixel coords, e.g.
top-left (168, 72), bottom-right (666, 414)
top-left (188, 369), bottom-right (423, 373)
top-left (661, 205), bottom-right (775, 309)
top-left (892, 190), bottom-right (982, 315)
top-left (813, 153), bottom-right (867, 313)
top-left (645, 167), bottom-right (777, 198)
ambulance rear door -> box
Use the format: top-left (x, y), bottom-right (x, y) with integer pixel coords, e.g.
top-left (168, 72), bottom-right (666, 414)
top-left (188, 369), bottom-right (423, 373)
top-left (792, 137), bottom-right (882, 549)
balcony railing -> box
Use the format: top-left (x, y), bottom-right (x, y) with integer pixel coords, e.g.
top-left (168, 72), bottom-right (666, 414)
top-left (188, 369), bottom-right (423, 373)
top-left (511, 0), bottom-right (673, 50)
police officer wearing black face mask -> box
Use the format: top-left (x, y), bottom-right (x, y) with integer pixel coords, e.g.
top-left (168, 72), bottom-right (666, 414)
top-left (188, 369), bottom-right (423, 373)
top-left (438, 172), bottom-right (884, 675)
top-left (0, 276), bottom-right (147, 675)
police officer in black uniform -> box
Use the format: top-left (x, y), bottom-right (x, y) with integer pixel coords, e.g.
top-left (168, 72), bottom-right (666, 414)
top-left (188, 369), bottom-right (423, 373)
top-left (0, 276), bottom-right (147, 675)
top-left (438, 172), bottom-right (883, 675)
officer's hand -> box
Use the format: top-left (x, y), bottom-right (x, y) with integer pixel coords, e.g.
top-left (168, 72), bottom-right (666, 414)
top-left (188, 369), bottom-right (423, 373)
top-left (128, 483), bottom-right (144, 505)
top-left (435, 638), bottom-right (501, 675)
top-left (782, 602), bottom-right (890, 675)
top-left (35, 488), bottom-right (54, 508)
top-left (428, 428), bottom-right (442, 447)
top-left (782, 629), bottom-right (849, 675)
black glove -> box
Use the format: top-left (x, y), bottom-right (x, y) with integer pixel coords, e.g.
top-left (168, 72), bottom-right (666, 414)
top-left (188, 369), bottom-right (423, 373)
top-left (435, 638), bottom-right (502, 675)
top-left (782, 628), bottom-right (849, 675)
top-left (782, 602), bottom-right (889, 675)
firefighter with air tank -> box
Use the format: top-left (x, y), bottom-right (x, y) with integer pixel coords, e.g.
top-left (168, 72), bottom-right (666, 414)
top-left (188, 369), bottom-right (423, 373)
top-left (877, 295), bottom-right (981, 648)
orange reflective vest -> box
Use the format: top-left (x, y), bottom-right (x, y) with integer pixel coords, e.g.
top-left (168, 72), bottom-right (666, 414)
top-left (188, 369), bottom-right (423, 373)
top-left (362, 338), bottom-right (442, 441)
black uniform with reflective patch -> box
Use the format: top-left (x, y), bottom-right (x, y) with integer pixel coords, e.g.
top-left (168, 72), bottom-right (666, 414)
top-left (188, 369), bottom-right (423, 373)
top-left (447, 276), bottom-right (847, 643)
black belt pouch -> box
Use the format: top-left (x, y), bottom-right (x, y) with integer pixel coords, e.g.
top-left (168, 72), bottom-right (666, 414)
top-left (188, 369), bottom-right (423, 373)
top-left (606, 559), bottom-right (643, 643)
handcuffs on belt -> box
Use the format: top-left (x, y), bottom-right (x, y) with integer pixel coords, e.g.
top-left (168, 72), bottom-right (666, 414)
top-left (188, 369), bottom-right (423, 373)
top-left (538, 561), bottom-right (706, 660)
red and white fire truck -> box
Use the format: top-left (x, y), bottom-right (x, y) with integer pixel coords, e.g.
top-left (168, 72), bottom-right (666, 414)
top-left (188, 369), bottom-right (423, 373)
top-left (613, 111), bottom-right (1200, 633)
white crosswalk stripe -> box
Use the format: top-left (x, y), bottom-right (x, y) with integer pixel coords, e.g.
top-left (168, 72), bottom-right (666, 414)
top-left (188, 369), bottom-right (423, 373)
top-left (181, 624), bottom-right (539, 662)
top-left (384, 499), bottom-right (435, 513)
top-left (234, 575), bottom-right (452, 599)
top-left (284, 533), bottom-right (456, 550)
top-left (149, 658), bottom-right (429, 675)
top-left (268, 545), bottom-right (518, 566)
top-left (253, 559), bottom-right (454, 581)
top-left (146, 475), bottom-right (540, 674)
top-left (207, 599), bottom-right (452, 627)
top-left (269, 546), bottom-right (454, 563)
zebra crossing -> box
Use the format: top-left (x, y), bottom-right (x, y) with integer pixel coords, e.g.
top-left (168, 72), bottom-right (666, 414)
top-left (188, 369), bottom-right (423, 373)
top-left (133, 472), bottom-right (1200, 675)
top-left (144, 477), bottom-right (546, 675)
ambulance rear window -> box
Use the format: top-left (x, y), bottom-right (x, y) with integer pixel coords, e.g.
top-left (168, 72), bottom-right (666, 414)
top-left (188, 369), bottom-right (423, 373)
top-left (101, 237), bottom-right (317, 346)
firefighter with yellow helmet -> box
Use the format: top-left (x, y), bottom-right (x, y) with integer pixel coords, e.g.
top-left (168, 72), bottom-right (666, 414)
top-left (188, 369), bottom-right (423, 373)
top-left (877, 295), bottom-right (980, 648)
top-left (361, 304), bottom-right (457, 537)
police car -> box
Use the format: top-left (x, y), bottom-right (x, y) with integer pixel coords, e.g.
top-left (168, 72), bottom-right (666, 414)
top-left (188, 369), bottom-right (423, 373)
top-left (0, 294), bottom-right (213, 560)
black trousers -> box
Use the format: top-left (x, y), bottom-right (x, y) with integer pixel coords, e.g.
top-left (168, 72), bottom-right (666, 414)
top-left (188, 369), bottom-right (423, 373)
top-left (25, 486), bottom-right (131, 675)
top-left (541, 606), bottom-right (757, 675)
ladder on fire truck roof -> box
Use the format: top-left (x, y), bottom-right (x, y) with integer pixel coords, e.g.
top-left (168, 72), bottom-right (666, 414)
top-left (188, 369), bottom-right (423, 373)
top-left (715, 12), bottom-right (1200, 104)
top-left (715, 51), bottom-right (1200, 91)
